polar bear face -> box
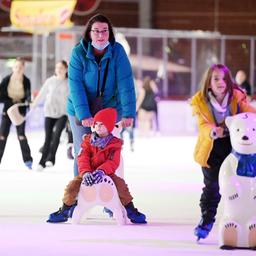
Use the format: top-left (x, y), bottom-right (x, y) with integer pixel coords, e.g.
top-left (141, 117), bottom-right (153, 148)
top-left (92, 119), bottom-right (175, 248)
top-left (225, 112), bottom-right (256, 154)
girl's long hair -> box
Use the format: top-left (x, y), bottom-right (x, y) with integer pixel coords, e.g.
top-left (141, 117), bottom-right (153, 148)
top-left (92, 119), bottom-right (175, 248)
top-left (200, 64), bottom-right (235, 102)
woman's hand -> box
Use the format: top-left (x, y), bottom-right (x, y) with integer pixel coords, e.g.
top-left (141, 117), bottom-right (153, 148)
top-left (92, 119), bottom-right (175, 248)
top-left (121, 117), bottom-right (133, 128)
top-left (82, 117), bottom-right (94, 127)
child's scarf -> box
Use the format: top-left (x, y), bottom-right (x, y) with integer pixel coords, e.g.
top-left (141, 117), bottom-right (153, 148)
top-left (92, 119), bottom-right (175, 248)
top-left (90, 132), bottom-right (113, 149)
top-left (208, 91), bottom-right (229, 113)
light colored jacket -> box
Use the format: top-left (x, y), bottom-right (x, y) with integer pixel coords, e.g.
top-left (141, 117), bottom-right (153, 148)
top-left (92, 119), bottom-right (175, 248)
top-left (190, 89), bottom-right (256, 167)
top-left (32, 76), bottom-right (68, 118)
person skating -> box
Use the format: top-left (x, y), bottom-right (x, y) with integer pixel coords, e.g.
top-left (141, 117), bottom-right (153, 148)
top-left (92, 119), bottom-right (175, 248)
top-left (47, 108), bottom-right (146, 224)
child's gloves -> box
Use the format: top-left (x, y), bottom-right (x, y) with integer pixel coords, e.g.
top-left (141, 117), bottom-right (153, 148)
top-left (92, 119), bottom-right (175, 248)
top-left (82, 172), bottom-right (94, 186)
top-left (92, 169), bottom-right (105, 184)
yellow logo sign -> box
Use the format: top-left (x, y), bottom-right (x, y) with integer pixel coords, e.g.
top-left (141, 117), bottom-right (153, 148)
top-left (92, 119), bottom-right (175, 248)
top-left (10, 0), bottom-right (77, 34)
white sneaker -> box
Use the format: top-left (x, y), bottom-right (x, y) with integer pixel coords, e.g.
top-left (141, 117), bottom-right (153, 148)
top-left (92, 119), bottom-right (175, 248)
top-left (45, 161), bottom-right (54, 167)
top-left (36, 164), bottom-right (44, 172)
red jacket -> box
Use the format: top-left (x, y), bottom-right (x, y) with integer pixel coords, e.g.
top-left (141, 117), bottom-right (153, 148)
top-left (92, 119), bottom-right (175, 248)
top-left (77, 134), bottom-right (123, 176)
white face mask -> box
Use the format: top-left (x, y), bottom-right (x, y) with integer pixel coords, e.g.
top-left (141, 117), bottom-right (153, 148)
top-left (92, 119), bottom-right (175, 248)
top-left (91, 41), bottom-right (110, 51)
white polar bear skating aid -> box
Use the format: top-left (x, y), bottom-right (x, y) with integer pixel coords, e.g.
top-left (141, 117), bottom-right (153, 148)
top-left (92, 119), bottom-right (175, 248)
top-left (72, 123), bottom-right (126, 225)
top-left (219, 112), bottom-right (256, 249)
top-left (72, 175), bottom-right (127, 225)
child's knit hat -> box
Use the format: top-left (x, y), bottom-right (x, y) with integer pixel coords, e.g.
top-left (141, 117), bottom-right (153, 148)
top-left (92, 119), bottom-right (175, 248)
top-left (93, 108), bottom-right (117, 132)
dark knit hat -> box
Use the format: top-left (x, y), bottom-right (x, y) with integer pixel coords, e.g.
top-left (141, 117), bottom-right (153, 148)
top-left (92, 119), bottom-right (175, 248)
top-left (93, 108), bottom-right (117, 132)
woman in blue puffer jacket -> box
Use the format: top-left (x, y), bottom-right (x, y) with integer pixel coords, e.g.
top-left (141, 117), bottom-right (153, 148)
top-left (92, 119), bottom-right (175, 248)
top-left (68, 13), bottom-right (136, 176)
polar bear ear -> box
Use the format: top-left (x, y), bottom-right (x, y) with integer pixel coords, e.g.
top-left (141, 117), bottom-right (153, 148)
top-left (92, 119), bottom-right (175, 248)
top-left (225, 116), bottom-right (233, 129)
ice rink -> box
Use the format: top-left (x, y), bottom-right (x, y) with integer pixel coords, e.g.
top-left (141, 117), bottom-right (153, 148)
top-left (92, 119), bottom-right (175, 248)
top-left (0, 130), bottom-right (254, 256)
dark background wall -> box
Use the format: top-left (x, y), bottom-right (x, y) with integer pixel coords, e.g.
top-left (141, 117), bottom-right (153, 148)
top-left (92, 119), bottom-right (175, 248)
top-left (1, 0), bottom-right (256, 36)
top-left (153, 0), bottom-right (256, 35)
top-left (73, 0), bottom-right (256, 35)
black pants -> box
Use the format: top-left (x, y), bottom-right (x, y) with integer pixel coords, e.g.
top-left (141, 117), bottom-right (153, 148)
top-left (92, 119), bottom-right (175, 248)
top-left (66, 120), bottom-right (73, 144)
top-left (200, 166), bottom-right (221, 224)
top-left (0, 112), bottom-right (32, 163)
top-left (39, 116), bottom-right (67, 167)
top-left (199, 136), bottom-right (232, 224)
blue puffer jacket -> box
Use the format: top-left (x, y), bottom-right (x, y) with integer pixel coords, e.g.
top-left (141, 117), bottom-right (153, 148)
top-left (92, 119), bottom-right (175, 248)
top-left (67, 39), bottom-right (136, 122)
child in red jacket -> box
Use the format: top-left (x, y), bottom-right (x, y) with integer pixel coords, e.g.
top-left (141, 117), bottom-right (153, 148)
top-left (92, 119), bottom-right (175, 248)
top-left (47, 108), bottom-right (146, 224)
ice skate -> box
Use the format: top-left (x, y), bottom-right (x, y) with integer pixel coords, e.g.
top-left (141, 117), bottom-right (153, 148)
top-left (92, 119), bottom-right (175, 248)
top-left (103, 207), bottom-right (113, 218)
top-left (194, 219), bottom-right (214, 241)
top-left (47, 203), bottom-right (77, 223)
top-left (125, 202), bottom-right (147, 224)
top-left (24, 160), bottom-right (33, 170)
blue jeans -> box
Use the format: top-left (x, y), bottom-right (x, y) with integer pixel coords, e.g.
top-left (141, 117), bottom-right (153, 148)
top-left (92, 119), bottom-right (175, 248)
top-left (120, 127), bottom-right (134, 141)
top-left (68, 115), bottom-right (91, 176)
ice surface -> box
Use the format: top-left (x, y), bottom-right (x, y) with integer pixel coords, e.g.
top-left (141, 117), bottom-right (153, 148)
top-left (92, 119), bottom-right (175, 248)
top-left (0, 131), bottom-right (254, 255)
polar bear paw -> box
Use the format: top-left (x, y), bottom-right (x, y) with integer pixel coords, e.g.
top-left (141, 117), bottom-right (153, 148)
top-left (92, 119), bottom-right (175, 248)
top-left (221, 222), bottom-right (238, 248)
top-left (249, 223), bottom-right (256, 248)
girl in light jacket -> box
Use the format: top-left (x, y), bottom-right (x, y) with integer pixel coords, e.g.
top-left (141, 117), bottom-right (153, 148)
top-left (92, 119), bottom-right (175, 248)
top-left (31, 60), bottom-right (69, 171)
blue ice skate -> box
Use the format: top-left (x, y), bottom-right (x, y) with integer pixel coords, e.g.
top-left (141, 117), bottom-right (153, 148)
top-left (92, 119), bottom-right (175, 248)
top-left (103, 207), bottom-right (114, 218)
top-left (125, 202), bottom-right (147, 224)
top-left (47, 203), bottom-right (77, 223)
top-left (194, 218), bottom-right (214, 241)
top-left (25, 160), bottom-right (33, 170)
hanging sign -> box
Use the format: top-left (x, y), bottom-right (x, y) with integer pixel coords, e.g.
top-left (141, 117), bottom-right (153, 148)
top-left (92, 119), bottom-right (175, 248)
top-left (10, 0), bottom-right (77, 34)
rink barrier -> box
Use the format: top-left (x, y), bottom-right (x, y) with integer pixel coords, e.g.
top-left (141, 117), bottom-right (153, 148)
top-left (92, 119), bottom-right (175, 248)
top-left (1, 101), bottom-right (198, 135)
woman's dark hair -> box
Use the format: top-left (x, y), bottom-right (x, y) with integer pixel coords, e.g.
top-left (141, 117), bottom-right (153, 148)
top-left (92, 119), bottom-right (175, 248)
top-left (83, 13), bottom-right (115, 43)
top-left (60, 60), bottom-right (68, 69)
top-left (143, 76), bottom-right (153, 91)
top-left (56, 60), bottom-right (68, 78)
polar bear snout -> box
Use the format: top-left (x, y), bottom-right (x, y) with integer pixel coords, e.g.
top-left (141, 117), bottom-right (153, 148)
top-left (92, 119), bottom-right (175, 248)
top-left (242, 135), bottom-right (249, 141)
top-left (238, 134), bottom-right (252, 145)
